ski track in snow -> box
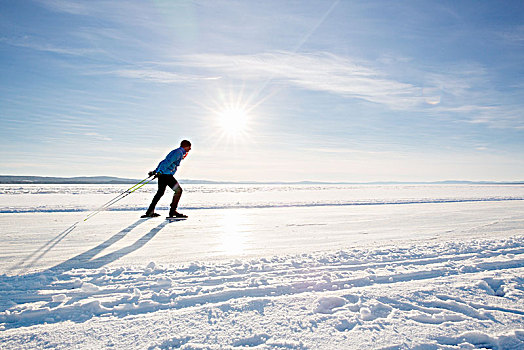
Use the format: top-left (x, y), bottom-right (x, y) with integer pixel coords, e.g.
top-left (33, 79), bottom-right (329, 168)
top-left (1, 237), bottom-right (523, 349)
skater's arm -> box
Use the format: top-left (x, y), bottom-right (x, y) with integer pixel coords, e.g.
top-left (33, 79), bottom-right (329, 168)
top-left (166, 148), bottom-right (185, 164)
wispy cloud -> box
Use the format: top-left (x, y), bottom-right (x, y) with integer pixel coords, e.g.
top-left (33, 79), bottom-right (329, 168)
top-left (113, 69), bottom-right (221, 84)
top-left (175, 52), bottom-right (523, 129)
top-left (177, 51), bottom-right (425, 110)
top-left (300, 147), bottom-right (393, 156)
top-left (0, 37), bottom-right (98, 56)
top-left (466, 106), bottom-right (524, 130)
top-left (36, 0), bottom-right (187, 35)
top-left (83, 132), bottom-right (112, 141)
top-left (106, 51), bottom-right (522, 130)
top-left (35, 0), bottom-right (91, 15)
top-left (499, 25), bottom-right (524, 44)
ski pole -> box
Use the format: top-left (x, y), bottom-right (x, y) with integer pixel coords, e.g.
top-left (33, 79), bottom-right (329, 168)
top-left (83, 175), bottom-right (154, 222)
top-left (83, 174), bottom-right (156, 222)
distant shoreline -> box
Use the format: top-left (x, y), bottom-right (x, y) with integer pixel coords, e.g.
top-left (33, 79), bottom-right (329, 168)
top-left (0, 175), bottom-right (522, 185)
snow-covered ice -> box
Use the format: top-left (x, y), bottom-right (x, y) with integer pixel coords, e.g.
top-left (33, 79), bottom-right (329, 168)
top-left (1, 184), bottom-right (523, 349)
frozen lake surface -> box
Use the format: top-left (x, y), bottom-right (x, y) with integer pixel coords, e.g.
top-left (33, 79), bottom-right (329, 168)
top-left (1, 184), bottom-right (523, 349)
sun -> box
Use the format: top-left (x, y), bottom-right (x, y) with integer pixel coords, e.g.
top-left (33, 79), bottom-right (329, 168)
top-left (193, 84), bottom-right (270, 144)
top-left (217, 107), bottom-right (250, 136)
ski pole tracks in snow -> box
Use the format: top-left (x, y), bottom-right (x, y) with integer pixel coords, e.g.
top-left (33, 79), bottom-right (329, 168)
top-left (1, 237), bottom-right (523, 348)
top-left (7, 222), bottom-right (78, 275)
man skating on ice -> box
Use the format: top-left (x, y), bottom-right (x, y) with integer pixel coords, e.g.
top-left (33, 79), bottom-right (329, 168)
top-left (142, 140), bottom-right (191, 219)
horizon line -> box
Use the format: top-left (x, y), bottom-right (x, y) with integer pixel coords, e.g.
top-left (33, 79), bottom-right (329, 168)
top-left (0, 175), bottom-right (523, 185)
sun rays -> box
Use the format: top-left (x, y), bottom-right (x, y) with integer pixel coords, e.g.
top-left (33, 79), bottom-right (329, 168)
top-left (193, 82), bottom-right (275, 147)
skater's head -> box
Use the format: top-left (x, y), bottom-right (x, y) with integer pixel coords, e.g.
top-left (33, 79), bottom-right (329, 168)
top-left (180, 140), bottom-right (191, 153)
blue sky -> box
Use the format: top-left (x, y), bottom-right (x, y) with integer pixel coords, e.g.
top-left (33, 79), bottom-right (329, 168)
top-left (1, 0), bottom-right (523, 182)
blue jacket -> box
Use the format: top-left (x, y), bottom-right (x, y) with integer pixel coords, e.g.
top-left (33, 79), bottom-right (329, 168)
top-left (155, 147), bottom-right (187, 175)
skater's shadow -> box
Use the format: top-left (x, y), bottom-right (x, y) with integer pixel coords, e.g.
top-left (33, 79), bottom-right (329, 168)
top-left (0, 219), bottom-right (169, 324)
top-left (50, 219), bottom-right (168, 271)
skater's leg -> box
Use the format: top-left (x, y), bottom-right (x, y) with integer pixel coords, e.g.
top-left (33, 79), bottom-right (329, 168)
top-left (169, 183), bottom-right (183, 217)
top-left (145, 175), bottom-right (168, 215)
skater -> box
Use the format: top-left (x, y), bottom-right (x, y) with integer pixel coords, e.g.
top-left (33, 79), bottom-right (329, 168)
top-left (142, 140), bottom-right (191, 219)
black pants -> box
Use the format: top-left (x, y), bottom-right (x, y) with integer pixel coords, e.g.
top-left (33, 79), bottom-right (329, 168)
top-left (146, 174), bottom-right (183, 216)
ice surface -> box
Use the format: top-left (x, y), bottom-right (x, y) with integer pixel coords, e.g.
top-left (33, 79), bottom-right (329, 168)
top-left (0, 184), bottom-right (523, 349)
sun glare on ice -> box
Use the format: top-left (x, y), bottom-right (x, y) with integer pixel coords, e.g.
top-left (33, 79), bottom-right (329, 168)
top-left (219, 211), bottom-right (249, 255)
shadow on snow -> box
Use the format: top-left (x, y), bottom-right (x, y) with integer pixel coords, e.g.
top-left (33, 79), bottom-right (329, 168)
top-left (0, 219), bottom-right (169, 328)
top-left (51, 219), bottom-right (168, 271)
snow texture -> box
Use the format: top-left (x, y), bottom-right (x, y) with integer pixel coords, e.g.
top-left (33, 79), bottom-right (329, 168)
top-left (0, 184), bottom-right (523, 349)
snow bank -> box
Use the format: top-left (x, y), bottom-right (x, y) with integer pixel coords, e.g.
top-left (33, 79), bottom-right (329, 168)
top-left (1, 236), bottom-right (523, 349)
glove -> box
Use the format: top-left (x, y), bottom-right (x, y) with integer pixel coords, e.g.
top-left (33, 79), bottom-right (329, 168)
top-left (148, 171), bottom-right (157, 178)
